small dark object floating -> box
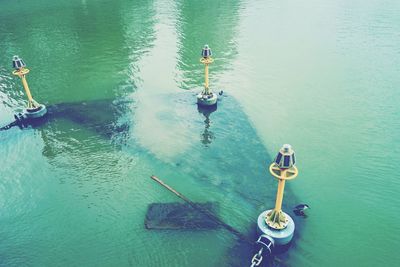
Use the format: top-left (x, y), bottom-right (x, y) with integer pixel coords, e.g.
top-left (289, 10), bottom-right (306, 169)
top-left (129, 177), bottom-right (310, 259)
top-left (293, 204), bottom-right (310, 216)
top-left (145, 202), bottom-right (219, 230)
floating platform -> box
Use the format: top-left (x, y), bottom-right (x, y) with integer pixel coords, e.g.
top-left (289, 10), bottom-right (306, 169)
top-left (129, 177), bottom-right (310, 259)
top-left (197, 92), bottom-right (218, 106)
top-left (145, 202), bottom-right (219, 230)
top-left (24, 104), bottom-right (47, 119)
top-left (257, 210), bottom-right (295, 246)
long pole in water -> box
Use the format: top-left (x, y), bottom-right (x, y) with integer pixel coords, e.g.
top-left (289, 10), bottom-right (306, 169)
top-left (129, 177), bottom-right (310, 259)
top-left (150, 175), bottom-right (252, 244)
top-left (274, 170), bottom-right (287, 212)
top-left (21, 75), bottom-right (34, 108)
top-left (204, 63), bottom-right (209, 94)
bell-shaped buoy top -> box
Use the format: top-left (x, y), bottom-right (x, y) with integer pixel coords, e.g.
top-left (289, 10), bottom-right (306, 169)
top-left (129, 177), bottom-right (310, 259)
top-left (12, 55), bottom-right (26, 70)
top-left (201, 44), bottom-right (212, 58)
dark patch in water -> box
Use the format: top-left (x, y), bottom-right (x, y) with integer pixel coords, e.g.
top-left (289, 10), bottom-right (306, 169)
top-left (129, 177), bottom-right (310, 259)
top-left (1, 98), bottom-right (131, 141)
top-left (145, 202), bottom-right (219, 230)
top-left (47, 99), bottom-right (131, 139)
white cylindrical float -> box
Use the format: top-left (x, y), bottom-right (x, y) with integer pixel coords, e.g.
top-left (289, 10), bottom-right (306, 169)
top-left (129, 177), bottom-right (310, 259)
top-left (25, 104), bottom-right (47, 119)
top-left (197, 92), bottom-right (217, 106)
top-left (257, 210), bottom-right (295, 246)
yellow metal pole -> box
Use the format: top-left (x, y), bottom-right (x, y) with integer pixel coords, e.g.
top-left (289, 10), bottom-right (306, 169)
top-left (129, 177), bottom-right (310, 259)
top-left (266, 168), bottom-right (291, 229)
top-left (274, 176), bottom-right (286, 212)
top-left (266, 160), bottom-right (298, 229)
top-left (20, 75), bottom-right (34, 108)
top-left (204, 63), bottom-right (209, 94)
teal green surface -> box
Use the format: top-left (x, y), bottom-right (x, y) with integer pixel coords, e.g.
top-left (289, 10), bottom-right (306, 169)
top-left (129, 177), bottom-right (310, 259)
top-left (1, 0), bottom-right (400, 266)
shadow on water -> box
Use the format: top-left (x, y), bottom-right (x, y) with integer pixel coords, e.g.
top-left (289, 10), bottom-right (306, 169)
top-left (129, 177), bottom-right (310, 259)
top-left (0, 91), bottom-right (303, 266)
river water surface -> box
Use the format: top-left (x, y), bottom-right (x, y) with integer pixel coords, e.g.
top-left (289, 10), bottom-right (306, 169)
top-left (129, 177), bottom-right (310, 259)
top-left (1, 0), bottom-right (400, 266)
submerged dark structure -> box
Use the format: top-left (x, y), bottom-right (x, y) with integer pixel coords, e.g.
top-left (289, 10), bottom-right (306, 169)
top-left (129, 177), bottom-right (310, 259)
top-left (145, 202), bottom-right (219, 230)
top-left (0, 99), bottom-right (130, 139)
top-left (0, 88), bottom-right (300, 266)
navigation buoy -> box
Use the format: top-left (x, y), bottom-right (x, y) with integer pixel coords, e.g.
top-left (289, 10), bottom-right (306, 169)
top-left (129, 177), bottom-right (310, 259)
top-left (257, 144), bottom-right (299, 246)
top-left (197, 45), bottom-right (217, 106)
top-left (12, 55), bottom-right (47, 119)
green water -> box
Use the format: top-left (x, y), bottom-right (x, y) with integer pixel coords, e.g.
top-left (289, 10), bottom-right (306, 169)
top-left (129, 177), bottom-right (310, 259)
top-left (1, 0), bottom-right (400, 266)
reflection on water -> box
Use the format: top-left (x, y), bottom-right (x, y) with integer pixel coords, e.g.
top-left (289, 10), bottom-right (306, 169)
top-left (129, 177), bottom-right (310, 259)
top-left (131, 0), bottom-right (243, 161)
top-left (198, 104), bottom-right (217, 147)
top-left (175, 0), bottom-right (243, 90)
